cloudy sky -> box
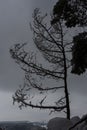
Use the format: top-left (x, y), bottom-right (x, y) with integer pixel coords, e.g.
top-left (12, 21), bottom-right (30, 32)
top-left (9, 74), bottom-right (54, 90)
top-left (0, 0), bottom-right (87, 122)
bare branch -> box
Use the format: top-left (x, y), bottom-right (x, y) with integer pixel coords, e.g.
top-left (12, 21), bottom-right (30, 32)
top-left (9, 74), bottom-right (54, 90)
top-left (13, 92), bottom-right (66, 111)
top-left (32, 9), bottom-right (63, 51)
top-left (10, 46), bottom-right (64, 79)
top-left (25, 75), bottom-right (64, 91)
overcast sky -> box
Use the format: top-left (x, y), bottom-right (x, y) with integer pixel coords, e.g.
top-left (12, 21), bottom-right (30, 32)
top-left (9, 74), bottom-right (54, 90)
top-left (0, 0), bottom-right (87, 122)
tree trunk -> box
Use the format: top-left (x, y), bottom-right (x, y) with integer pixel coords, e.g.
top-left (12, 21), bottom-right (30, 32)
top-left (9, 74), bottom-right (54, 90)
top-left (63, 50), bottom-right (70, 119)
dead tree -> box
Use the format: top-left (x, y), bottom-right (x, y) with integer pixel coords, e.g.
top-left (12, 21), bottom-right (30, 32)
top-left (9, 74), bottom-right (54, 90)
top-left (10, 9), bottom-right (72, 119)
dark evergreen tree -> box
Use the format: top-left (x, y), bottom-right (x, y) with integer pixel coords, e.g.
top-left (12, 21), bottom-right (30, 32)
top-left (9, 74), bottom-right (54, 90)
top-left (52, 0), bottom-right (87, 75)
top-left (51, 0), bottom-right (87, 27)
top-left (71, 32), bottom-right (87, 75)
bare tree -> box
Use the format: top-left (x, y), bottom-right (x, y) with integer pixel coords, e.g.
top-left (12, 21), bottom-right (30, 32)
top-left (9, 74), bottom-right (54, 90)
top-left (10, 8), bottom-right (72, 119)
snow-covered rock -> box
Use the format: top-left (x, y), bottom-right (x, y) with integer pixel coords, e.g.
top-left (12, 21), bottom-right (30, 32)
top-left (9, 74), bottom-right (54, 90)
top-left (47, 117), bottom-right (74, 130)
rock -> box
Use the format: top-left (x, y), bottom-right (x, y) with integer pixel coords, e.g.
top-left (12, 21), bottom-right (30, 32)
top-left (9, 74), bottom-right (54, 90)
top-left (82, 115), bottom-right (87, 124)
top-left (71, 116), bottom-right (80, 130)
top-left (75, 115), bottom-right (87, 130)
top-left (47, 116), bottom-right (87, 130)
top-left (81, 115), bottom-right (87, 130)
top-left (83, 125), bottom-right (87, 130)
top-left (78, 120), bottom-right (87, 130)
top-left (71, 116), bottom-right (80, 125)
top-left (47, 117), bottom-right (73, 130)
top-left (71, 116), bottom-right (87, 130)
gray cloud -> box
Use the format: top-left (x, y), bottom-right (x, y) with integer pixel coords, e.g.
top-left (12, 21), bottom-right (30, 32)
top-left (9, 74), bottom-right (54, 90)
top-left (0, 0), bottom-right (57, 91)
top-left (0, 0), bottom-right (32, 91)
